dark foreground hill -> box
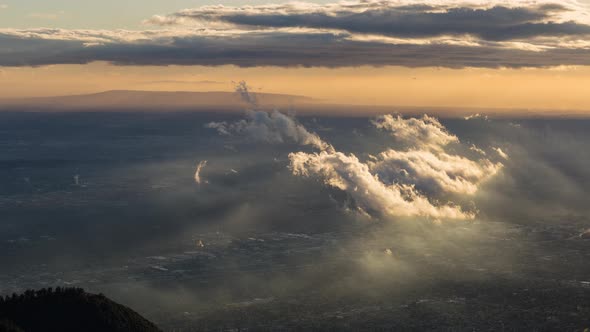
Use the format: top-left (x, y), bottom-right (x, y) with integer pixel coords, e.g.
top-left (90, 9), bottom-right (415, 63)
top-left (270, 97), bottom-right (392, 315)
top-left (0, 288), bottom-right (161, 332)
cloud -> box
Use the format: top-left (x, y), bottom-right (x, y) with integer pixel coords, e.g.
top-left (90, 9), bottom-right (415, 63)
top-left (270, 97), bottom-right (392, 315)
top-left (493, 147), bottom-right (509, 159)
top-left (206, 82), bottom-right (333, 151)
top-left (194, 160), bottom-right (208, 185)
top-left (1, 27), bottom-right (590, 68)
top-left (289, 150), bottom-right (474, 220)
top-left (2, 0), bottom-right (590, 69)
top-left (203, 84), bottom-right (489, 220)
top-left (287, 114), bottom-right (506, 220)
top-left (469, 144), bottom-right (487, 155)
top-left (207, 110), bottom-right (333, 151)
top-left (369, 113), bottom-right (503, 196)
top-left (204, 89), bottom-right (504, 220)
top-left (0, 4), bottom-right (7, 10)
top-left (156, 1), bottom-right (590, 41)
top-left (368, 149), bottom-right (502, 196)
top-left (372, 114), bottom-right (458, 151)
top-left (464, 113), bottom-right (489, 120)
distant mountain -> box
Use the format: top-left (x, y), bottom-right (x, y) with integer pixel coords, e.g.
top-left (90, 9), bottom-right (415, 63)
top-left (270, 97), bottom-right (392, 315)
top-left (0, 288), bottom-right (161, 332)
top-left (0, 90), bottom-right (316, 112)
top-left (0, 90), bottom-right (479, 117)
top-left (1, 90), bottom-right (585, 118)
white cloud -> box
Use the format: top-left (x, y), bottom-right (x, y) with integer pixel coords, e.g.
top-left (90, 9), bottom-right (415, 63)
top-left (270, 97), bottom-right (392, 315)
top-left (288, 113), bottom-right (506, 220)
top-left (470, 144), bottom-right (487, 155)
top-left (372, 114), bottom-right (458, 151)
top-left (289, 150), bottom-right (474, 220)
top-left (194, 160), bottom-right (208, 185)
top-left (206, 90), bottom-right (505, 220)
top-left (464, 113), bottom-right (489, 120)
top-left (206, 87), bottom-right (500, 219)
top-left (493, 147), bottom-right (509, 159)
top-left (206, 87), bottom-right (486, 220)
top-left (369, 149), bottom-right (502, 195)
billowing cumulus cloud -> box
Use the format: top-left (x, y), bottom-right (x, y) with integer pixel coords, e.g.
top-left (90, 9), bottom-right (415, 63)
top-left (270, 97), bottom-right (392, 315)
top-left (287, 113), bottom-right (505, 220)
top-left (206, 84), bottom-right (503, 220)
top-left (368, 149), bottom-right (502, 196)
top-left (290, 150), bottom-right (474, 219)
top-left (368, 114), bottom-right (503, 196)
top-left (372, 114), bottom-right (458, 151)
top-left (0, 0), bottom-right (590, 68)
top-left (207, 84), bottom-right (492, 219)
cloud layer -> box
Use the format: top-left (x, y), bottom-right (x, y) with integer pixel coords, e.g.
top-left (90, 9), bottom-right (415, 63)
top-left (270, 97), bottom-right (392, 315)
top-left (1, 0), bottom-right (590, 68)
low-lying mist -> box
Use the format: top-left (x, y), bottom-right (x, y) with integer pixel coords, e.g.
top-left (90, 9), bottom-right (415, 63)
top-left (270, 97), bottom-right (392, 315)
top-left (1, 85), bottom-right (589, 330)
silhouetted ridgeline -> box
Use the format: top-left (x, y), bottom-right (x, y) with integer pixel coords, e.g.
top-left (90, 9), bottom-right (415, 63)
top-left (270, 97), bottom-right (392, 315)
top-left (0, 288), bottom-right (161, 332)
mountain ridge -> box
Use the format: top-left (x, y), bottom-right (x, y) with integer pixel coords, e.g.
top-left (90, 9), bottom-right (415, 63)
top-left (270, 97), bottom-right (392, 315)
top-left (0, 90), bottom-right (317, 112)
top-left (1, 90), bottom-right (589, 118)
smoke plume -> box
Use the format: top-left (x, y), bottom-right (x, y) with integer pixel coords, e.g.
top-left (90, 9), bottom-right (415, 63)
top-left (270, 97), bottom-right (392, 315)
top-left (206, 82), bottom-right (333, 151)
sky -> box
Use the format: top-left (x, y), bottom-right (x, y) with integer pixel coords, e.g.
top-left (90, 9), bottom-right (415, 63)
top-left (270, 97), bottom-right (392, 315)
top-left (1, 0), bottom-right (590, 111)
top-left (0, 1), bottom-right (315, 29)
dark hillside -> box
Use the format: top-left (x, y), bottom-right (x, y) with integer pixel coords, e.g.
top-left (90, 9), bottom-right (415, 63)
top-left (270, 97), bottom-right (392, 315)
top-left (0, 288), bottom-right (161, 332)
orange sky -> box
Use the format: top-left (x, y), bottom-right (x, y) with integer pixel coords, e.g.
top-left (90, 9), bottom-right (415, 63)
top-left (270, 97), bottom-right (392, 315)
top-left (1, 62), bottom-right (590, 112)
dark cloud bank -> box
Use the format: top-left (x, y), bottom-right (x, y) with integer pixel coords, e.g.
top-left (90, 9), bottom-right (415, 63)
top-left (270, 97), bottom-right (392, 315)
top-left (3, 32), bottom-right (590, 68)
top-left (1, 1), bottom-right (590, 68)
top-left (172, 3), bottom-right (590, 41)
